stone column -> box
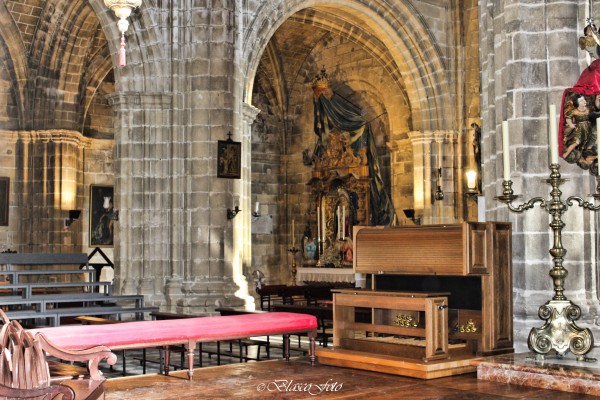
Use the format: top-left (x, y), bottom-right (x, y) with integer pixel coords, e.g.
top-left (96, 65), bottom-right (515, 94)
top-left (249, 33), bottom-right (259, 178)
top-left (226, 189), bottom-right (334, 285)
top-left (407, 131), bottom-right (433, 223)
top-left (13, 130), bottom-right (89, 254)
top-left (107, 92), bottom-right (173, 300)
top-left (479, 0), bottom-right (599, 350)
top-left (232, 103), bottom-right (260, 308)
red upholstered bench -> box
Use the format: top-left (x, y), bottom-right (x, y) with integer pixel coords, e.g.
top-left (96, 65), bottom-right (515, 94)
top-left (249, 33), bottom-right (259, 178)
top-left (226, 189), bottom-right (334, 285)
top-left (32, 312), bottom-right (318, 380)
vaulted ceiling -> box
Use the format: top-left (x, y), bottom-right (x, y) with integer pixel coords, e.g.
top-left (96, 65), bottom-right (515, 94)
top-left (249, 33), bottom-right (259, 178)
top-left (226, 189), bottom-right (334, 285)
top-left (1, 0), bottom-right (113, 136)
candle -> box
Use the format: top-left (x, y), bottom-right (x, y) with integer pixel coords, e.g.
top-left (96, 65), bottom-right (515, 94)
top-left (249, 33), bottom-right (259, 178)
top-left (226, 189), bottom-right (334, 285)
top-left (255, 201), bottom-right (259, 214)
top-left (336, 206), bottom-right (340, 239)
top-left (342, 206), bottom-right (346, 238)
top-left (338, 207), bottom-right (342, 239)
top-left (321, 206), bottom-right (326, 242)
top-left (549, 104), bottom-right (558, 165)
top-left (597, 117), bottom-right (600, 156)
top-left (291, 219), bottom-right (295, 246)
top-left (502, 121), bottom-right (510, 181)
top-left (317, 206), bottom-right (321, 243)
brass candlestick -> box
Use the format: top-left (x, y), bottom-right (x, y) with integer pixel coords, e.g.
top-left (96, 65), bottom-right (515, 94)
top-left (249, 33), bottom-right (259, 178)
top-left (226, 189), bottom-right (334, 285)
top-left (497, 164), bottom-right (599, 360)
top-left (288, 246), bottom-right (299, 286)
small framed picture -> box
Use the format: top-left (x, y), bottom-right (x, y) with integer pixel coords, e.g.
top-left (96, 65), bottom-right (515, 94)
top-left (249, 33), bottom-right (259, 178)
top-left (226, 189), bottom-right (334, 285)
top-left (90, 185), bottom-right (116, 247)
top-left (0, 177), bottom-right (9, 226)
top-left (217, 140), bottom-right (241, 179)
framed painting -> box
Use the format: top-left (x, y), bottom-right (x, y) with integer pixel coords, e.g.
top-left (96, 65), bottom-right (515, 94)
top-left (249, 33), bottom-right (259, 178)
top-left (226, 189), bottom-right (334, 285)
top-left (0, 177), bottom-right (8, 226)
top-left (89, 185), bottom-right (115, 247)
top-left (217, 139), bottom-right (241, 179)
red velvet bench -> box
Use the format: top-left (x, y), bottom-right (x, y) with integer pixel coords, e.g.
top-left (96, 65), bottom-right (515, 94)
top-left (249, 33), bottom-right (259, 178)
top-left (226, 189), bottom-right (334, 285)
top-left (31, 312), bottom-right (318, 380)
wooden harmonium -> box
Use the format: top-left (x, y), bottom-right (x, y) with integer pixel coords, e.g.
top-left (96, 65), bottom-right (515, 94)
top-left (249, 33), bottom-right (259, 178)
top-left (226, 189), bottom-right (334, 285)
top-left (347, 222), bottom-right (513, 357)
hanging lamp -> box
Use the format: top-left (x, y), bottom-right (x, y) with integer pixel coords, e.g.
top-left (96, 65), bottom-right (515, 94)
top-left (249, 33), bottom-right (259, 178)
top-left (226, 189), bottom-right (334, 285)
top-left (103, 0), bottom-right (142, 66)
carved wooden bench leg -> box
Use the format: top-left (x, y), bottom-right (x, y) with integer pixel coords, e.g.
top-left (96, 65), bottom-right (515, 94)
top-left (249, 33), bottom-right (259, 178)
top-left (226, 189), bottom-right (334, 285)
top-left (309, 332), bottom-right (316, 366)
top-left (163, 346), bottom-right (170, 375)
top-left (283, 334), bottom-right (290, 361)
top-left (185, 341), bottom-right (196, 381)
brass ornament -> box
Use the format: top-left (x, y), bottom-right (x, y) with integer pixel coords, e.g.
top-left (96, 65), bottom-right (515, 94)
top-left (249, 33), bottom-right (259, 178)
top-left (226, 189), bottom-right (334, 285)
top-left (459, 319), bottom-right (477, 333)
top-left (394, 314), bottom-right (418, 328)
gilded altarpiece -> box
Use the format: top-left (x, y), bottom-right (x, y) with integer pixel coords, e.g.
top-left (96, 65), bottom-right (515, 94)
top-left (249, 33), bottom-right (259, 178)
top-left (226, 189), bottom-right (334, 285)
top-left (306, 130), bottom-right (370, 268)
top-left (300, 68), bottom-right (395, 278)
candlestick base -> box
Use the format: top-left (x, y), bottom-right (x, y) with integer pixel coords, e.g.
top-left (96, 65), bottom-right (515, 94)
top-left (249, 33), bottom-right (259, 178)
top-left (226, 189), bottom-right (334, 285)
top-left (528, 300), bottom-right (593, 361)
top-left (495, 194), bottom-right (519, 203)
top-left (288, 247), bottom-right (299, 286)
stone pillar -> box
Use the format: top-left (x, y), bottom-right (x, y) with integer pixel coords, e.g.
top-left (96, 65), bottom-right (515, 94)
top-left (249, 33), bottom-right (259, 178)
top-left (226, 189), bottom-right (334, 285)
top-left (432, 130), bottom-right (459, 224)
top-left (388, 132), bottom-right (413, 224)
top-left (233, 103), bottom-right (260, 308)
top-left (12, 130), bottom-right (89, 254)
top-left (407, 131), bottom-right (433, 223)
top-left (479, 0), bottom-right (599, 350)
top-left (107, 92), bottom-right (173, 301)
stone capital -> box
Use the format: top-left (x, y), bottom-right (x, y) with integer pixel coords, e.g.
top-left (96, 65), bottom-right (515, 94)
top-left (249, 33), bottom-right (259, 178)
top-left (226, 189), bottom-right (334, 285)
top-left (407, 130), bottom-right (434, 145)
top-left (16, 129), bottom-right (91, 148)
top-left (242, 103), bottom-right (261, 124)
top-left (106, 91), bottom-right (173, 110)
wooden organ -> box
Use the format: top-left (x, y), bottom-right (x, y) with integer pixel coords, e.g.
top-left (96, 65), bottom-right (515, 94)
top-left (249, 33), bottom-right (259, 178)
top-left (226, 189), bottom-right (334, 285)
top-left (315, 222), bottom-right (514, 379)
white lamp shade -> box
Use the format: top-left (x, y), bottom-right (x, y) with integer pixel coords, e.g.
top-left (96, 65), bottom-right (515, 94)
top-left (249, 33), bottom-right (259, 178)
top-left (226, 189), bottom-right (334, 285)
top-left (104, 0), bottom-right (142, 17)
top-left (466, 170), bottom-right (478, 191)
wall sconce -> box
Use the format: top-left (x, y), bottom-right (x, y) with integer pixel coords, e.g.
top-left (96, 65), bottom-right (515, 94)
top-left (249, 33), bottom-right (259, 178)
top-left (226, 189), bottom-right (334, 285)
top-left (103, 0), bottom-right (142, 66)
top-left (465, 169), bottom-right (479, 201)
top-left (434, 167), bottom-right (444, 201)
top-left (227, 205), bottom-right (241, 220)
top-left (252, 201), bottom-right (261, 218)
top-left (403, 209), bottom-right (421, 225)
top-left (65, 210), bottom-right (81, 227)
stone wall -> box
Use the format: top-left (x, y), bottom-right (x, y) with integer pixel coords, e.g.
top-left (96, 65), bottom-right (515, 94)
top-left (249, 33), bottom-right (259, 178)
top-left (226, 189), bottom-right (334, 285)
top-left (479, 0), bottom-right (600, 351)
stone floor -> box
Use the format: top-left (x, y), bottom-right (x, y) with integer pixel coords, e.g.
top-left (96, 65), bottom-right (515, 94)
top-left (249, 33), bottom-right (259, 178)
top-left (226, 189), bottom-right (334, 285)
top-left (99, 335), bottom-right (305, 378)
top-left (104, 357), bottom-right (599, 399)
top-left (96, 339), bottom-right (600, 398)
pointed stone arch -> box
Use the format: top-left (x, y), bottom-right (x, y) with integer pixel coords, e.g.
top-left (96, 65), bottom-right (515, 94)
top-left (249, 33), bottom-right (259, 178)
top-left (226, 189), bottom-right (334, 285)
top-left (0, 1), bottom-right (28, 129)
top-left (87, 0), bottom-right (169, 91)
top-left (242, 0), bottom-right (453, 132)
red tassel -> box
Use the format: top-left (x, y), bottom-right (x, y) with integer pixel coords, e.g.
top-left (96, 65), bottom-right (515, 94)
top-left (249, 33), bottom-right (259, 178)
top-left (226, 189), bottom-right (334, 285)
top-left (119, 33), bottom-right (126, 67)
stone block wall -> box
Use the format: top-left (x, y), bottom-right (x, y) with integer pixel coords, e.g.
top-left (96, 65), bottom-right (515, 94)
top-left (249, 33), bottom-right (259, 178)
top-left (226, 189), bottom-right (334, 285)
top-left (479, 0), bottom-right (600, 351)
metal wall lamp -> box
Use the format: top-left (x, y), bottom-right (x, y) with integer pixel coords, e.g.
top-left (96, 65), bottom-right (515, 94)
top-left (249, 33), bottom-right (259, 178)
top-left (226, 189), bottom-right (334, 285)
top-left (65, 210), bottom-right (81, 227)
top-left (465, 169), bottom-right (480, 201)
top-left (227, 206), bottom-right (241, 220)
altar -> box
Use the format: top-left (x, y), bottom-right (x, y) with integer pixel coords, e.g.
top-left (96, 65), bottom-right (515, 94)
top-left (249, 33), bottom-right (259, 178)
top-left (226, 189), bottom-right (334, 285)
top-left (297, 68), bottom-right (394, 283)
top-left (296, 267), bottom-right (355, 283)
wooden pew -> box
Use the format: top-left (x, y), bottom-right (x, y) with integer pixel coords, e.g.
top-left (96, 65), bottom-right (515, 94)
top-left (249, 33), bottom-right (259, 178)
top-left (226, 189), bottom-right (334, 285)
top-left (0, 310), bottom-right (116, 400)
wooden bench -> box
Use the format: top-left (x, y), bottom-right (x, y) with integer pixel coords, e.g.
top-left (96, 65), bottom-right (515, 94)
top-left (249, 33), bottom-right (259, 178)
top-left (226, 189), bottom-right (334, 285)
top-left (152, 310), bottom-right (269, 366)
top-left (32, 312), bottom-right (318, 380)
top-left (215, 308), bottom-right (271, 360)
top-left (0, 310), bottom-right (116, 399)
top-left (272, 303), bottom-right (334, 347)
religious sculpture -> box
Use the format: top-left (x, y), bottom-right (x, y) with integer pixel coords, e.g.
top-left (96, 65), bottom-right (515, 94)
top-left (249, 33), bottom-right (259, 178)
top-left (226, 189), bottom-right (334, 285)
top-left (307, 67), bottom-right (396, 267)
top-left (559, 19), bottom-right (600, 175)
top-left (339, 237), bottom-right (353, 265)
top-left (303, 236), bottom-right (317, 264)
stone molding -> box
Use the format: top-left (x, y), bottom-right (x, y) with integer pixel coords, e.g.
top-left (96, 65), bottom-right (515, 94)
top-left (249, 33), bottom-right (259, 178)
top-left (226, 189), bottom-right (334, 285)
top-left (0, 129), bottom-right (92, 148)
top-left (106, 92), bottom-right (173, 109)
